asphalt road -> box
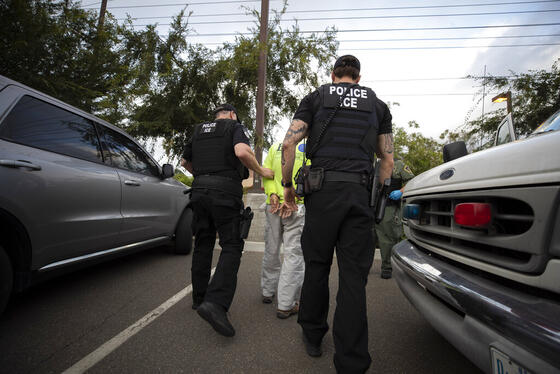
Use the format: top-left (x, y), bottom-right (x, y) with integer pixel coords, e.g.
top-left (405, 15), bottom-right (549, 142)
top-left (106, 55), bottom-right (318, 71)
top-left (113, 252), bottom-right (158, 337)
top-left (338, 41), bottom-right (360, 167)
top-left (0, 244), bottom-right (483, 374)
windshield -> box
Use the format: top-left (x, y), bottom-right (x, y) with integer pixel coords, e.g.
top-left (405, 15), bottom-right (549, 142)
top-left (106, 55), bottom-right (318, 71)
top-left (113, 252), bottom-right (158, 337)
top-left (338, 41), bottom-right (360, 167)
top-left (532, 109), bottom-right (560, 134)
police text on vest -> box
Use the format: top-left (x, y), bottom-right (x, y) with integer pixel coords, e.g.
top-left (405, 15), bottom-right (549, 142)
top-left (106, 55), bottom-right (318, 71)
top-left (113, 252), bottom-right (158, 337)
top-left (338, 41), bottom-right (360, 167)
top-left (329, 86), bottom-right (368, 109)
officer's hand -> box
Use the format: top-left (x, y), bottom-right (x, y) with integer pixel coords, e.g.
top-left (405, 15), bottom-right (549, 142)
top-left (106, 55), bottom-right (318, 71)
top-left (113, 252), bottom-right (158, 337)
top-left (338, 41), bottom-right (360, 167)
top-left (261, 167), bottom-right (274, 179)
top-left (283, 186), bottom-right (298, 212)
top-left (279, 204), bottom-right (293, 219)
top-left (269, 194), bottom-right (280, 214)
top-left (389, 190), bottom-right (403, 200)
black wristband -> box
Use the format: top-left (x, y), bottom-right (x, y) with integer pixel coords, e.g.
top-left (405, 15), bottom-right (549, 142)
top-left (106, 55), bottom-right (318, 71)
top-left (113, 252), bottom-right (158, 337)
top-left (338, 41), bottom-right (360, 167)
top-left (281, 180), bottom-right (293, 188)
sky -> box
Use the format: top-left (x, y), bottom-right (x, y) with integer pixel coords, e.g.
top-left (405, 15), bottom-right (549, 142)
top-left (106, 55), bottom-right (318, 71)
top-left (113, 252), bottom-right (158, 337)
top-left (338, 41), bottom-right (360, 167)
top-left (79, 0), bottom-right (560, 145)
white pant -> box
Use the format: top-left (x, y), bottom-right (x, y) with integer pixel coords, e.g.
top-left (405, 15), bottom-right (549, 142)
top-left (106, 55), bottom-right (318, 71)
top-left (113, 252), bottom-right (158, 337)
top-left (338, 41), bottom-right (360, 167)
top-left (261, 204), bottom-right (305, 310)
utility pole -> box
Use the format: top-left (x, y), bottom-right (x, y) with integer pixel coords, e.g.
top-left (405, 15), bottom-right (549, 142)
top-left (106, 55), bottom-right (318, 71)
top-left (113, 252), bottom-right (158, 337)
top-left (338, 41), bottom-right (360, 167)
top-left (97, 0), bottom-right (108, 31)
top-left (252, 0), bottom-right (269, 192)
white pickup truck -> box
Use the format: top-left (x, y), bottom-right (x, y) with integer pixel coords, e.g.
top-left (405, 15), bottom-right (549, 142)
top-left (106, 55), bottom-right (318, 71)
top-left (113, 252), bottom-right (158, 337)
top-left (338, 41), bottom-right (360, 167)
top-left (392, 110), bottom-right (560, 374)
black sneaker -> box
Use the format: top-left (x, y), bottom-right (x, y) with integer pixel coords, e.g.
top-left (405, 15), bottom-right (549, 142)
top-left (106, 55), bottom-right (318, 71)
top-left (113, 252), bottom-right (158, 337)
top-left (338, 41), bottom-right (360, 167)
top-left (192, 301), bottom-right (201, 310)
top-left (302, 334), bottom-right (322, 357)
top-left (381, 269), bottom-right (392, 279)
top-left (197, 301), bottom-right (235, 337)
top-left (262, 295), bottom-right (273, 304)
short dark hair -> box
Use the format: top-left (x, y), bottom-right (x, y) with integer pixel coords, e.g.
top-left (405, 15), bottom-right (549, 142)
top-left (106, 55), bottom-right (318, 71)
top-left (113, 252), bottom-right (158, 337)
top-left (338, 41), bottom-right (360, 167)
top-left (214, 103), bottom-right (241, 123)
top-left (333, 65), bottom-right (360, 80)
top-left (333, 55), bottom-right (360, 80)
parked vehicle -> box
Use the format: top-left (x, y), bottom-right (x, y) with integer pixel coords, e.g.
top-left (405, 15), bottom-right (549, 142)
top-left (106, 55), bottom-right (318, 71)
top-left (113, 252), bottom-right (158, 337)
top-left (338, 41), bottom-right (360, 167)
top-left (0, 75), bottom-right (193, 315)
top-left (393, 110), bottom-right (560, 374)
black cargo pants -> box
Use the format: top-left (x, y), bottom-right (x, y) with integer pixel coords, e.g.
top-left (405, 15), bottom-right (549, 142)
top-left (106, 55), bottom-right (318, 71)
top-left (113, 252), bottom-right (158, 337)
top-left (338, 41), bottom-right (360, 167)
top-left (190, 188), bottom-right (244, 311)
top-left (299, 182), bottom-right (374, 374)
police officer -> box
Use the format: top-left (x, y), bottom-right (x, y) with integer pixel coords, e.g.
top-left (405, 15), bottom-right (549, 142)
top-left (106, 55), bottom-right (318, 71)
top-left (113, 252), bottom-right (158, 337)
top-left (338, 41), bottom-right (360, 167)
top-left (180, 104), bottom-right (273, 337)
top-left (281, 55), bottom-right (394, 373)
top-left (375, 157), bottom-right (414, 279)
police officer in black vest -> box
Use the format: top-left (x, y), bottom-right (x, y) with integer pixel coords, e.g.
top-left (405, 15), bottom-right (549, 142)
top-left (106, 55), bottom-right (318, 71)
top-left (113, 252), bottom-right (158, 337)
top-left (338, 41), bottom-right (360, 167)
top-left (281, 56), bottom-right (394, 373)
top-left (181, 104), bottom-right (273, 337)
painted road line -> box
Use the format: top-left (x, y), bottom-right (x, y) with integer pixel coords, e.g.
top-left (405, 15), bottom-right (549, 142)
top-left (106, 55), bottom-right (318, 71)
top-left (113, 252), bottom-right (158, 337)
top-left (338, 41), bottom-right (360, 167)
top-left (62, 267), bottom-right (216, 374)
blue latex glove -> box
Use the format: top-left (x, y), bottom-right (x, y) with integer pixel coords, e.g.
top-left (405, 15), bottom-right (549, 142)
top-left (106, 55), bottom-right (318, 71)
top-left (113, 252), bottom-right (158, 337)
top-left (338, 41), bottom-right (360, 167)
top-left (389, 190), bottom-right (403, 200)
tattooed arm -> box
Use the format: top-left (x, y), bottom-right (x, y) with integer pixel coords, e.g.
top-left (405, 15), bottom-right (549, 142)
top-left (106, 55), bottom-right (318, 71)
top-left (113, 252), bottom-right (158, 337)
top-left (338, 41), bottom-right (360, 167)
top-left (281, 119), bottom-right (309, 210)
top-left (376, 132), bottom-right (395, 182)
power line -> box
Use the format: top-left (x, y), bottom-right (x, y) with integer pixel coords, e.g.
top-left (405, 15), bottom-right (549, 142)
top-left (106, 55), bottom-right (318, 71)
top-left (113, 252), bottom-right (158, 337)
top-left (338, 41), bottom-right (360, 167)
top-left (82, 0), bottom-right (276, 9)
top-left (340, 42), bottom-right (560, 50)
top-left (81, 0), bottom-right (114, 7)
top-left (280, 0), bottom-right (560, 14)
top-left (155, 22), bottom-right (560, 36)
top-left (83, 0), bottom-right (560, 11)
top-left (363, 76), bottom-right (516, 82)
top-left (128, 9), bottom-right (560, 25)
top-left (380, 93), bottom-right (498, 96)
top-left (192, 34), bottom-right (560, 45)
top-left (337, 34), bottom-right (560, 43)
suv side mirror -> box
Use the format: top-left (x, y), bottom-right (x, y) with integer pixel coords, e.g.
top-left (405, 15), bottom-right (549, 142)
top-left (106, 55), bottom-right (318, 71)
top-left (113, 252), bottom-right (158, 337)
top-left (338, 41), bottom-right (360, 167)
top-left (161, 164), bottom-right (174, 179)
top-left (443, 141), bottom-right (468, 163)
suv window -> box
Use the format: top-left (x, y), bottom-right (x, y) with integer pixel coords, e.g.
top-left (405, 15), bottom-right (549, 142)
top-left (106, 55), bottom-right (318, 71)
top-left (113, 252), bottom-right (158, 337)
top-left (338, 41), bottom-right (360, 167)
top-left (100, 125), bottom-right (160, 177)
top-left (0, 95), bottom-right (102, 162)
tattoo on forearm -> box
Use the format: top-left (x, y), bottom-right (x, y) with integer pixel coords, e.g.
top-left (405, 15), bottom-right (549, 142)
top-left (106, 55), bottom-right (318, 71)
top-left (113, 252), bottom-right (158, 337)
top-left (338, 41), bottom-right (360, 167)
top-left (283, 119), bottom-right (308, 145)
top-left (383, 133), bottom-right (394, 154)
top-left (281, 145), bottom-right (286, 166)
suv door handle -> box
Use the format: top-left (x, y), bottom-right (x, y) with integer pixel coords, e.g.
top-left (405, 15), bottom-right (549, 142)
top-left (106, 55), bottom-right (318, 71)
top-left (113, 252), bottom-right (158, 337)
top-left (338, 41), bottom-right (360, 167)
top-left (124, 180), bottom-right (141, 186)
top-left (0, 159), bottom-right (42, 171)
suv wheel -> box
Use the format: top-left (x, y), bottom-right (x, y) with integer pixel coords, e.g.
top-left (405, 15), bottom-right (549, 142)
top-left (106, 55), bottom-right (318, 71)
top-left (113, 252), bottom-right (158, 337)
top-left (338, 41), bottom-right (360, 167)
top-left (0, 245), bottom-right (13, 315)
top-left (174, 208), bottom-right (193, 255)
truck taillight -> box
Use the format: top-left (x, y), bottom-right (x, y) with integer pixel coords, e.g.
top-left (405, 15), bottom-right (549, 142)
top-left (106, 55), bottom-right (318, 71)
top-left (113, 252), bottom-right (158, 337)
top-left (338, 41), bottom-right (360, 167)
top-left (454, 203), bottom-right (491, 228)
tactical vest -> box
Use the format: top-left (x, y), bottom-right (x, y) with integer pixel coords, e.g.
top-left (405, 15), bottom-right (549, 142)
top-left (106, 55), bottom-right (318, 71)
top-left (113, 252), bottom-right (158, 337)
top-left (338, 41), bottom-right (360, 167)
top-left (307, 83), bottom-right (379, 166)
top-left (191, 119), bottom-right (248, 180)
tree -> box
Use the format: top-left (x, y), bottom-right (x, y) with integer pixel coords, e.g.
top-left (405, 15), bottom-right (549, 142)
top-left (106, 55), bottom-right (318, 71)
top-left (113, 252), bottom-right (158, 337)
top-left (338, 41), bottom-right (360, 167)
top-left (394, 121), bottom-right (443, 176)
top-left (1, 0), bottom-right (337, 160)
top-left (127, 3), bottom-right (338, 158)
top-left (0, 0), bottom-right (144, 125)
top-left (441, 59), bottom-right (560, 151)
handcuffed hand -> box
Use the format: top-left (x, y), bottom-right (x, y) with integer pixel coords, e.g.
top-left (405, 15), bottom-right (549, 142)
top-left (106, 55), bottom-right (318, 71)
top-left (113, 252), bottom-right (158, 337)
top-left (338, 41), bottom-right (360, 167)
top-left (282, 186), bottom-right (298, 213)
top-left (278, 203), bottom-right (293, 219)
top-left (389, 190), bottom-right (403, 200)
top-left (269, 194), bottom-right (280, 214)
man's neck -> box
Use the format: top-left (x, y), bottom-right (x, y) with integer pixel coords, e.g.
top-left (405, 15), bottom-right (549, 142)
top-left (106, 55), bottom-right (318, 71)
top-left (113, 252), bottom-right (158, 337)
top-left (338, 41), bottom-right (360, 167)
top-left (333, 77), bottom-right (357, 84)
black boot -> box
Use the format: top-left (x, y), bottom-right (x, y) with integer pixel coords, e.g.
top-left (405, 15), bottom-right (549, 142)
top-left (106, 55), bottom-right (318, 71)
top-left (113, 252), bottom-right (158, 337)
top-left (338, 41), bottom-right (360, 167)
top-left (197, 301), bottom-right (235, 337)
top-left (381, 268), bottom-right (392, 279)
top-left (302, 334), bottom-right (322, 357)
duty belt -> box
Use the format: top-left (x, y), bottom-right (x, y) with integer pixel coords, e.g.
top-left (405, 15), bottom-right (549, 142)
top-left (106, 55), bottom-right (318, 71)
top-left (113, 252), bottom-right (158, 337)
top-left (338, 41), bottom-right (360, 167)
top-left (192, 174), bottom-right (243, 197)
top-left (323, 171), bottom-right (369, 185)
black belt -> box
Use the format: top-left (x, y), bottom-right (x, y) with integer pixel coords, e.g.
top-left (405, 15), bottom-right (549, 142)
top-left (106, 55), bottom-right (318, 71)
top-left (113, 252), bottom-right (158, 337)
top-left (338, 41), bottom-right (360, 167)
top-left (323, 171), bottom-right (369, 185)
top-left (192, 174), bottom-right (243, 197)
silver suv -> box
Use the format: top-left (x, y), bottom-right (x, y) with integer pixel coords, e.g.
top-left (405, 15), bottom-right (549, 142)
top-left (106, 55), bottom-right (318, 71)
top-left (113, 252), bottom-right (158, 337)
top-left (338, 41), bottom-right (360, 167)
top-left (0, 75), bottom-right (193, 315)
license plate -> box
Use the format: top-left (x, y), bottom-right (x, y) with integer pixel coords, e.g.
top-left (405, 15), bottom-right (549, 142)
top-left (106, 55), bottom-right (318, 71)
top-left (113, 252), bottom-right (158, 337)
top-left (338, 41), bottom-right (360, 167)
top-left (491, 347), bottom-right (531, 374)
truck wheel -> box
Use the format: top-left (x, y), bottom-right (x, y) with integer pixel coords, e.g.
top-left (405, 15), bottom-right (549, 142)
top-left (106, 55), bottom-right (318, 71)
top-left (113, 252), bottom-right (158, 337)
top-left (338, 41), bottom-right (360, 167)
top-left (0, 245), bottom-right (13, 315)
top-left (174, 208), bottom-right (193, 255)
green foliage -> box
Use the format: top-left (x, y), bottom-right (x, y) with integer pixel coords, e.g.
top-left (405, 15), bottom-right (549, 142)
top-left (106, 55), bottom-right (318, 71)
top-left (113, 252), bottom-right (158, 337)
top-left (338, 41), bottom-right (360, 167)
top-left (0, 0), bottom-right (141, 124)
top-left (127, 2), bottom-right (338, 157)
top-left (442, 59), bottom-right (560, 151)
top-left (394, 121), bottom-right (443, 176)
top-left (0, 0), bottom-right (337, 160)
top-left (174, 171), bottom-right (193, 186)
